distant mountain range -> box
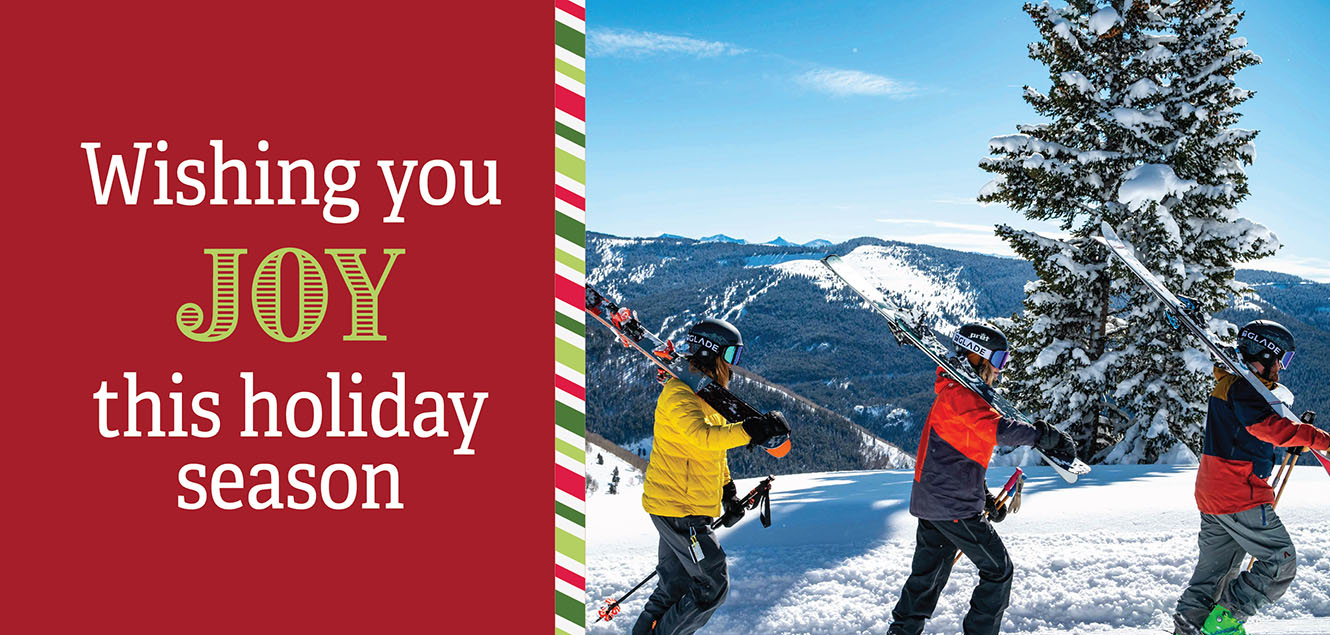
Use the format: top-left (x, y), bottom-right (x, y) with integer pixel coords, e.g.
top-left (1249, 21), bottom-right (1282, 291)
top-left (586, 232), bottom-right (1330, 473)
top-left (684, 233), bottom-right (833, 248)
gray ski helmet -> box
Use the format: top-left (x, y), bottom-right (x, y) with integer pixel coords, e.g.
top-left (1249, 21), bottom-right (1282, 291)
top-left (1238, 320), bottom-right (1295, 370)
top-left (686, 318), bottom-right (744, 365)
top-left (953, 323), bottom-right (1010, 371)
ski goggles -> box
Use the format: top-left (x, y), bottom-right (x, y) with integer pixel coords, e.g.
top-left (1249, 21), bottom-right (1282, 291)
top-left (1279, 350), bottom-right (1295, 370)
top-left (953, 332), bottom-right (1010, 372)
top-left (686, 334), bottom-right (744, 365)
top-left (723, 344), bottom-right (743, 365)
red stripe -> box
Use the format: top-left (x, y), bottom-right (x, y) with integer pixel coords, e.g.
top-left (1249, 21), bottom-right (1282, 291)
top-left (556, 464), bottom-right (586, 499)
top-left (556, 185), bottom-right (585, 210)
top-left (556, 375), bottom-right (585, 400)
top-left (555, 85), bottom-right (584, 120)
top-left (556, 275), bottom-right (583, 308)
top-left (556, 564), bottom-right (585, 589)
top-left (555, 0), bottom-right (585, 20)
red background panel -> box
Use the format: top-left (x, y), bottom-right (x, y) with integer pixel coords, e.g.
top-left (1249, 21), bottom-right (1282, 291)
top-left (3, 2), bottom-right (550, 631)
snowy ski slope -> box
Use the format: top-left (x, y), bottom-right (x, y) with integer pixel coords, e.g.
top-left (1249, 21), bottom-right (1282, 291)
top-left (587, 458), bottom-right (1330, 634)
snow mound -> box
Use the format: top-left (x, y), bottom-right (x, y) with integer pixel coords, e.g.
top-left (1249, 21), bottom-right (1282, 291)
top-left (1117, 164), bottom-right (1198, 211)
top-left (1088, 6), bottom-right (1122, 36)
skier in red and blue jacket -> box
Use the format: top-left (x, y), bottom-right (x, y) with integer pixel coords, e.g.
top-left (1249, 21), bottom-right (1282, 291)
top-left (888, 323), bottom-right (1077, 635)
top-left (1173, 320), bottom-right (1330, 635)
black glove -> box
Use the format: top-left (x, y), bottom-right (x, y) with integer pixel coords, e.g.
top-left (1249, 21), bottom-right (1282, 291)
top-left (719, 481), bottom-right (744, 527)
top-left (742, 411), bottom-right (791, 447)
top-left (985, 490), bottom-right (1008, 523)
top-left (1036, 420), bottom-right (1076, 459)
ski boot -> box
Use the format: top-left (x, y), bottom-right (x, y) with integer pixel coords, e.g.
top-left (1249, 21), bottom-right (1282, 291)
top-left (1202, 605), bottom-right (1245, 635)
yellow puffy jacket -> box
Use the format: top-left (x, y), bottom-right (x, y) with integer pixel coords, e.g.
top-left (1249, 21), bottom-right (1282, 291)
top-left (642, 378), bottom-right (752, 517)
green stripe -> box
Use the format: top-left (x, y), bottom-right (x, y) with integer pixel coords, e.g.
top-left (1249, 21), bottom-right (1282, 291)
top-left (555, 401), bottom-right (586, 435)
top-left (556, 211), bottom-right (586, 247)
top-left (555, 310), bottom-right (585, 336)
top-left (556, 121), bottom-right (586, 147)
top-left (556, 338), bottom-right (585, 374)
top-left (555, 592), bottom-right (584, 625)
top-left (556, 148), bottom-right (585, 182)
top-left (556, 628), bottom-right (576, 635)
top-left (555, 58), bottom-right (586, 85)
top-left (556, 437), bottom-right (585, 463)
top-left (556, 528), bottom-right (586, 562)
top-left (555, 247), bottom-right (585, 274)
top-left (555, 22), bottom-right (585, 57)
top-left (556, 500), bottom-right (586, 526)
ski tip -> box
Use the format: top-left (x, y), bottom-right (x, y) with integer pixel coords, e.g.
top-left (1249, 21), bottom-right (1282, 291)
top-left (821, 254), bottom-right (841, 266)
top-left (764, 438), bottom-right (792, 458)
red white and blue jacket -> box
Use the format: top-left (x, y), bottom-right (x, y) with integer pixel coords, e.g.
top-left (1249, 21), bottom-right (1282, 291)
top-left (1196, 367), bottom-right (1330, 515)
top-left (910, 368), bottom-right (1041, 521)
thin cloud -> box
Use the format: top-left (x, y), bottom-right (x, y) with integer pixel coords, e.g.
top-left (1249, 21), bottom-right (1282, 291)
top-left (1242, 255), bottom-right (1330, 283)
top-left (930, 197), bottom-right (980, 206)
top-left (798, 68), bottom-right (918, 98)
top-left (589, 28), bottom-right (748, 58)
top-left (875, 218), bottom-right (995, 233)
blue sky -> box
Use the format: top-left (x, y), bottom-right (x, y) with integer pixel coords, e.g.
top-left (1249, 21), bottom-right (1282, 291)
top-left (587, 1), bottom-right (1330, 280)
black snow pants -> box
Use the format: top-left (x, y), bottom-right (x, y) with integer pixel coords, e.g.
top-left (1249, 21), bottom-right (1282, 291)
top-left (888, 516), bottom-right (1014, 635)
top-left (631, 514), bottom-right (729, 635)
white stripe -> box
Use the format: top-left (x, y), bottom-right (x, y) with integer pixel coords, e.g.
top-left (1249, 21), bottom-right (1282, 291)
top-left (555, 108), bottom-right (586, 134)
top-left (556, 69), bottom-right (586, 97)
top-left (556, 388), bottom-right (586, 411)
top-left (555, 577), bottom-right (585, 602)
top-left (555, 361), bottom-right (586, 386)
top-left (556, 172), bottom-right (585, 195)
top-left (555, 486), bottom-right (586, 514)
top-left (556, 262), bottom-right (585, 287)
top-left (555, 449), bottom-right (585, 474)
top-left (555, 295), bottom-right (585, 320)
top-left (557, 324), bottom-right (586, 351)
top-left (556, 614), bottom-right (585, 635)
top-left (564, 0), bottom-right (586, 9)
top-left (556, 236), bottom-right (586, 261)
top-left (556, 197), bottom-right (586, 223)
top-left (555, 550), bottom-right (586, 575)
top-left (555, 45), bottom-right (586, 71)
top-left (556, 512), bottom-right (584, 536)
top-left (554, 9), bottom-right (586, 33)
top-left (556, 423), bottom-right (584, 448)
top-left (556, 134), bottom-right (586, 159)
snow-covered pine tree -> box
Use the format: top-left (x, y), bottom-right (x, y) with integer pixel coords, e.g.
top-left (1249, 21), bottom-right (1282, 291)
top-left (981, 0), bottom-right (1277, 464)
top-left (1104, 0), bottom-right (1275, 463)
top-left (980, 1), bottom-right (1171, 461)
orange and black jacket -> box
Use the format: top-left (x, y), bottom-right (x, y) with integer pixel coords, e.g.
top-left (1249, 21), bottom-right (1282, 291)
top-left (910, 368), bottom-right (1041, 521)
top-left (1196, 367), bottom-right (1330, 515)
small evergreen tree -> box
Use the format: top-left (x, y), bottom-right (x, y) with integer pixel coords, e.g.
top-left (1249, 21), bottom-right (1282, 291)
top-left (608, 466), bottom-right (621, 495)
top-left (596, 452), bottom-right (604, 465)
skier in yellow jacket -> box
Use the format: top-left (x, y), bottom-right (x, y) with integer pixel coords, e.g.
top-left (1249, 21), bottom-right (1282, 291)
top-left (632, 318), bottom-right (790, 635)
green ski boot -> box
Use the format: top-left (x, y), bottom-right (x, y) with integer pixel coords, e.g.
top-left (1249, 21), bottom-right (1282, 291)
top-left (1202, 606), bottom-right (1245, 635)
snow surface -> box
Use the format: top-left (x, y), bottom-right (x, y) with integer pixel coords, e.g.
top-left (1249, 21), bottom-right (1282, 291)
top-left (773, 245), bottom-right (979, 328)
top-left (588, 465), bottom-right (1330, 634)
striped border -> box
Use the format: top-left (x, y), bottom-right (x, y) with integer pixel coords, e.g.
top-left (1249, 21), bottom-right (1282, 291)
top-left (554, 1), bottom-right (587, 634)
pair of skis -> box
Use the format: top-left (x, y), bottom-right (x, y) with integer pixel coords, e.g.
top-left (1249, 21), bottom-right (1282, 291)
top-left (1096, 221), bottom-right (1330, 474)
top-left (585, 286), bottom-right (791, 458)
top-left (821, 256), bottom-right (1092, 483)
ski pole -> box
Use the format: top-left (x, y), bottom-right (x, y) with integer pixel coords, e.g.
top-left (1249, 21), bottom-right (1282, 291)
top-left (595, 476), bottom-right (775, 623)
top-left (954, 469), bottom-right (1023, 565)
top-left (1247, 411), bottom-right (1315, 571)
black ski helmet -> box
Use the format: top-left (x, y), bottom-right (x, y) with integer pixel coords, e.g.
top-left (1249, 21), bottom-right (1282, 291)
top-left (1238, 320), bottom-right (1295, 370)
top-left (953, 323), bottom-right (1011, 371)
top-left (686, 318), bottom-right (744, 366)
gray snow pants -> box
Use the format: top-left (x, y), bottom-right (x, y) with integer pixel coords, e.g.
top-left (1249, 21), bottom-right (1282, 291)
top-left (1175, 504), bottom-right (1298, 629)
top-left (888, 517), bottom-right (1013, 635)
top-left (631, 514), bottom-right (729, 635)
